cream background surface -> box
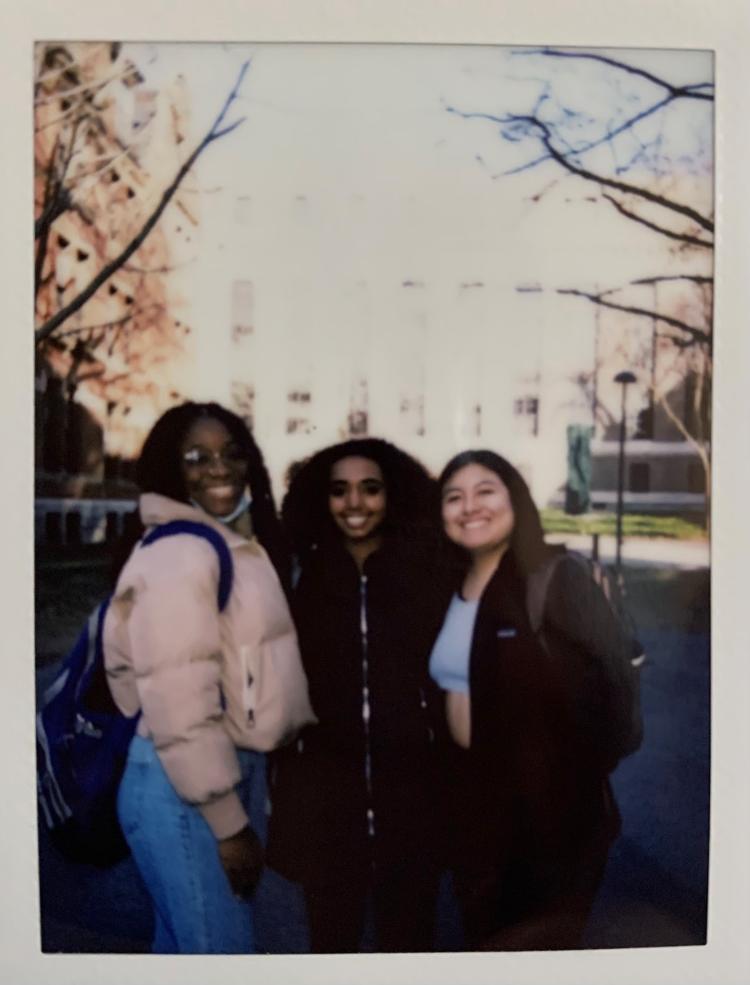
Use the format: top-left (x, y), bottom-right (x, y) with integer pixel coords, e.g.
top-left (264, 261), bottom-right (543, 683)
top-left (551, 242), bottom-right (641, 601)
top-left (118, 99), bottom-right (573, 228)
top-left (2, 2), bottom-right (748, 984)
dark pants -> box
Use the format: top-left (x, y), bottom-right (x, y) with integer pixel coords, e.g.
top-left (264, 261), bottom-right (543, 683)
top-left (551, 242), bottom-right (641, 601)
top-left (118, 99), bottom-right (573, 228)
top-left (455, 832), bottom-right (610, 950)
top-left (304, 857), bottom-right (441, 953)
top-left (447, 745), bottom-right (616, 951)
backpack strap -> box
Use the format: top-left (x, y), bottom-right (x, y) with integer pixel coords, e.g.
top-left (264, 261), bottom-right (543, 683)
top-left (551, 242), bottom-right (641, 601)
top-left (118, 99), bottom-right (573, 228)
top-left (526, 552), bottom-right (567, 635)
top-left (69, 599), bottom-right (112, 706)
top-left (140, 520), bottom-right (234, 612)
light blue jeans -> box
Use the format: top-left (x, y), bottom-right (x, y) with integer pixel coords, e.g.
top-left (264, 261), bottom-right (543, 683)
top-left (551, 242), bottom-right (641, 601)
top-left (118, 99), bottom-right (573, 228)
top-left (117, 735), bottom-right (267, 954)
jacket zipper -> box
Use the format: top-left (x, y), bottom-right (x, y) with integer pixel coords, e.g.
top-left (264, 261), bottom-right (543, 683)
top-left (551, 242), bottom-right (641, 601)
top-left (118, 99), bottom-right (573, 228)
top-left (359, 574), bottom-right (376, 842)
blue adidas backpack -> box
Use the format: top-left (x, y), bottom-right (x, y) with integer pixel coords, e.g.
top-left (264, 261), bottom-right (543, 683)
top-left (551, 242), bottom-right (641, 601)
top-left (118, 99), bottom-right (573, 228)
top-left (36, 520), bottom-right (233, 867)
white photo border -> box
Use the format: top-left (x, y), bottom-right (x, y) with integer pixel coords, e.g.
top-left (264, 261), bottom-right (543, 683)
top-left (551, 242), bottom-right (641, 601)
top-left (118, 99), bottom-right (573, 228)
top-left (3, 1), bottom-right (748, 983)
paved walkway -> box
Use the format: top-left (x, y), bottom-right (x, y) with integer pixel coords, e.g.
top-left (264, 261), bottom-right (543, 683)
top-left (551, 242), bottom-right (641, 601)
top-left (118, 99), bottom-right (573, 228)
top-left (35, 550), bottom-right (710, 952)
top-left (37, 624), bottom-right (710, 954)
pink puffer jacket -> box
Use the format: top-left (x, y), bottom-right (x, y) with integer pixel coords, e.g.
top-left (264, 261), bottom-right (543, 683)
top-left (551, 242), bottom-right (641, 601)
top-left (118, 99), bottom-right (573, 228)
top-left (103, 493), bottom-right (314, 840)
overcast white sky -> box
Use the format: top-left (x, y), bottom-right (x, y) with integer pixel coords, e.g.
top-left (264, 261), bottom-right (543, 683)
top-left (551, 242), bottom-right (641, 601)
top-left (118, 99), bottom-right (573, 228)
top-left (130, 42), bottom-right (712, 282)
top-left (119, 43), bottom-right (713, 491)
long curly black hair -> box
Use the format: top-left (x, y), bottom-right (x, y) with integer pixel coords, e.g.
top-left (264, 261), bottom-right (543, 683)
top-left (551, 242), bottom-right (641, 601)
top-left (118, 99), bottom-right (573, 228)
top-left (281, 437), bottom-right (439, 560)
top-left (113, 401), bottom-right (290, 590)
top-left (438, 449), bottom-right (554, 577)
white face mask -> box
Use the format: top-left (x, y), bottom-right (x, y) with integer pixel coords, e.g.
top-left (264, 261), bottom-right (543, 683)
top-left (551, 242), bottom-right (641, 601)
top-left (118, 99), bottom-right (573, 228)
top-left (191, 488), bottom-right (252, 525)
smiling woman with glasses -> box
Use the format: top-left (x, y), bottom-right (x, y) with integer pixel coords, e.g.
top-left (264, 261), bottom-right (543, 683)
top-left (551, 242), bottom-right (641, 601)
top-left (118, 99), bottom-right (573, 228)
top-left (181, 444), bottom-right (247, 469)
top-left (101, 401), bottom-right (313, 954)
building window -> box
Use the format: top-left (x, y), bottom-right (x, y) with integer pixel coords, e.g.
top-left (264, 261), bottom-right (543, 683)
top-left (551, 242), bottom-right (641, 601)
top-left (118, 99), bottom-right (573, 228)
top-left (231, 280), bottom-right (254, 342)
top-left (348, 378), bottom-right (369, 436)
top-left (399, 394), bottom-right (425, 437)
top-left (288, 389), bottom-right (311, 404)
top-left (473, 403), bottom-right (482, 437)
top-left (629, 462), bottom-right (650, 493)
top-left (231, 381), bottom-right (255, 429)
top-left (286, 388), bottom-right (312, 434)
top-left (513, 395), bottom-right (539, 437)
top-left (234, 195), bottom-right (251, 225)
top-left (348, 410), bottom-right (368, 436)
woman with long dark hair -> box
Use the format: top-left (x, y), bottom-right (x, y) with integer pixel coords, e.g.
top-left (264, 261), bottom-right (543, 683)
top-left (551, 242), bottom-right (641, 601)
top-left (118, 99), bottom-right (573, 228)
top-left (430, 449), bottom-right (639, 950)
top-left (266, 438), bottom-right (449, 953)
top-left (103, 401), bottom-right (313, 953)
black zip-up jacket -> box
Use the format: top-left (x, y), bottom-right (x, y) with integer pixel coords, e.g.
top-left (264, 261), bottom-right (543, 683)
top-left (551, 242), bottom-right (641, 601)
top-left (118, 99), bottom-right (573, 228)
top-left (455, 550), bottom-right (625, 875)
top-left (267, 539), bottom-right (451, 884)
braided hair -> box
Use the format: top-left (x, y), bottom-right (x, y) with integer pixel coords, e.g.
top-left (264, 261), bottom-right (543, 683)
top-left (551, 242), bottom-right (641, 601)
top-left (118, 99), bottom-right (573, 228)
top-left (113, 401), bottom-right (290, 591)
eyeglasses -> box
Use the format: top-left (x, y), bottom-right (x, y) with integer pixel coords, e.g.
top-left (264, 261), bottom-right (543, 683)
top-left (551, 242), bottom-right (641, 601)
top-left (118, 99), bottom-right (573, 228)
top-left (182, 446), bottom-right (246, 469)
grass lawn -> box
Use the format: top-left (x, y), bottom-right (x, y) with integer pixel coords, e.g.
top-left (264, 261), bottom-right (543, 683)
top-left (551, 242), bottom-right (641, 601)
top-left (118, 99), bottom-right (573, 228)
top-left (541, 510), bottom-right (707, 541)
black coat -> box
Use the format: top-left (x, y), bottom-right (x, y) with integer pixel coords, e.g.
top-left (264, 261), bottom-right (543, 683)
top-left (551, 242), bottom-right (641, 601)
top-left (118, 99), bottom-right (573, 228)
top-left (451, 550), bottom-right (624, 889)
top-left (267, 538), bottom-right (451, 885)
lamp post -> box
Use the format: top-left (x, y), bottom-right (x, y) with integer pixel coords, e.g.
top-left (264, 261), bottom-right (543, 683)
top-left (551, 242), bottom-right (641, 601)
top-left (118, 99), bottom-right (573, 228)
top-left (614, 370), bottom-right (637, 575)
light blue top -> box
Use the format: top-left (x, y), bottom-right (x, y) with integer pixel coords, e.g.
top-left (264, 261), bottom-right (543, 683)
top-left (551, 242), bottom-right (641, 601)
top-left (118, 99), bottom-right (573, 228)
top-left (429, 593), bottom-right (479, 694)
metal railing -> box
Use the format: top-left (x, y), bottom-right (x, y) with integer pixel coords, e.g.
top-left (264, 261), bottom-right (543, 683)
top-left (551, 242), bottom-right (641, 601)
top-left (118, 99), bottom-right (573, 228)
top-left (35, 498), bottom-right (137, 546)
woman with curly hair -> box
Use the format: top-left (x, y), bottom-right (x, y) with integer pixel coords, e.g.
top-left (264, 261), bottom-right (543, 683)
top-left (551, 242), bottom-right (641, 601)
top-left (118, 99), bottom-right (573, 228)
top-left (266, 438), bottom-right (450, 953)
top-left (429, 450), bottom-right (640, 950)
top-left (103, 401), bottom-right (313, 953)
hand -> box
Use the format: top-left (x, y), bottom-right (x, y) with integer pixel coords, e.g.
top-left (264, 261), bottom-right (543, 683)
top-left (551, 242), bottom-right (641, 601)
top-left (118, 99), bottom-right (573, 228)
top-left (217, 825), bottom-right (264, 900)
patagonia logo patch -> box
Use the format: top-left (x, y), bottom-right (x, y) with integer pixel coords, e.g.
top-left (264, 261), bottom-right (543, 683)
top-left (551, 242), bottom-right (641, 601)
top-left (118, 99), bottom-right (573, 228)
top-left (496, 626), bottom-right (517, 639)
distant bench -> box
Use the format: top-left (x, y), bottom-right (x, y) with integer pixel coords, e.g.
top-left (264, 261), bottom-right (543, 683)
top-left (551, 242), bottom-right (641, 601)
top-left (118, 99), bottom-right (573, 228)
top-left (35, 498), bottom-right (137, 546)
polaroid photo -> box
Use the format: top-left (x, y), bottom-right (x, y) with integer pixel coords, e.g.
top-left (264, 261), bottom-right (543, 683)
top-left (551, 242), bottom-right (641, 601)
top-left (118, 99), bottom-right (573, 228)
top-left (2, 1), bottom-right (748, 984)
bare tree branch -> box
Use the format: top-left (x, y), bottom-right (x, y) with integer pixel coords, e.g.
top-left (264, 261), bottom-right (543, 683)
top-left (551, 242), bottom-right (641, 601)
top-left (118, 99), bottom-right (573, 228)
top-left (75, 142), bottom-right (141, 191)
top-left (452, 51), bottom-right (712, 185)
top-left (54, 302), bottom-right (167, 340)
top-left (515, 48), bottom-right (714, 101)
top-left (35, 59), bottom-right (250, 345)
top-left (497, 93), bottom-right (678, 177)
top-left (34, 101), bottom-right (92, 134)
top-left (539, 120), bottom-right (712, 230)
top-left (71, 366), bottom-right (106, 386)
top-left (34, 43), bottom-right (108, 90)
top-left (35, 114), bottom-right (88, 299)
top-left (35, 127), bottom-right (81, 293)
top-left (53, 311), bottom-right (137, 339)
top-left (452, 48), bottom-right (714, 524)
top-left (504, 115), bottom-right (714, 232)
top-left (601, 193), bottom-right (713, 249)
top-left (631, 274), bottom-right (713, 287)
top-left (123, 258), bottom-right (193, 275)
top-left (448, 108), bottom-right (713, 232)
top-left (35, 137), bottom-right (64, 289)
top-left (557, 288), bottom-right (710, 344)
top-left (34, 62), bottom-right (134, 107)
top-left (656, 389), bottom-right (711, 469)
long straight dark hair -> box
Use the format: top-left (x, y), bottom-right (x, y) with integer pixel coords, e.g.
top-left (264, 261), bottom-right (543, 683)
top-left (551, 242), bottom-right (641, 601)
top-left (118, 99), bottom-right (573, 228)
top-left (438, 449), bottom-right (553, 577)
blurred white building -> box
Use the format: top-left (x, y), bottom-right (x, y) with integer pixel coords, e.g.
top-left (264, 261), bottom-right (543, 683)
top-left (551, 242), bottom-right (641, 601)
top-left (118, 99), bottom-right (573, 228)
top-left (35, 43), bottom-right (711, 537)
